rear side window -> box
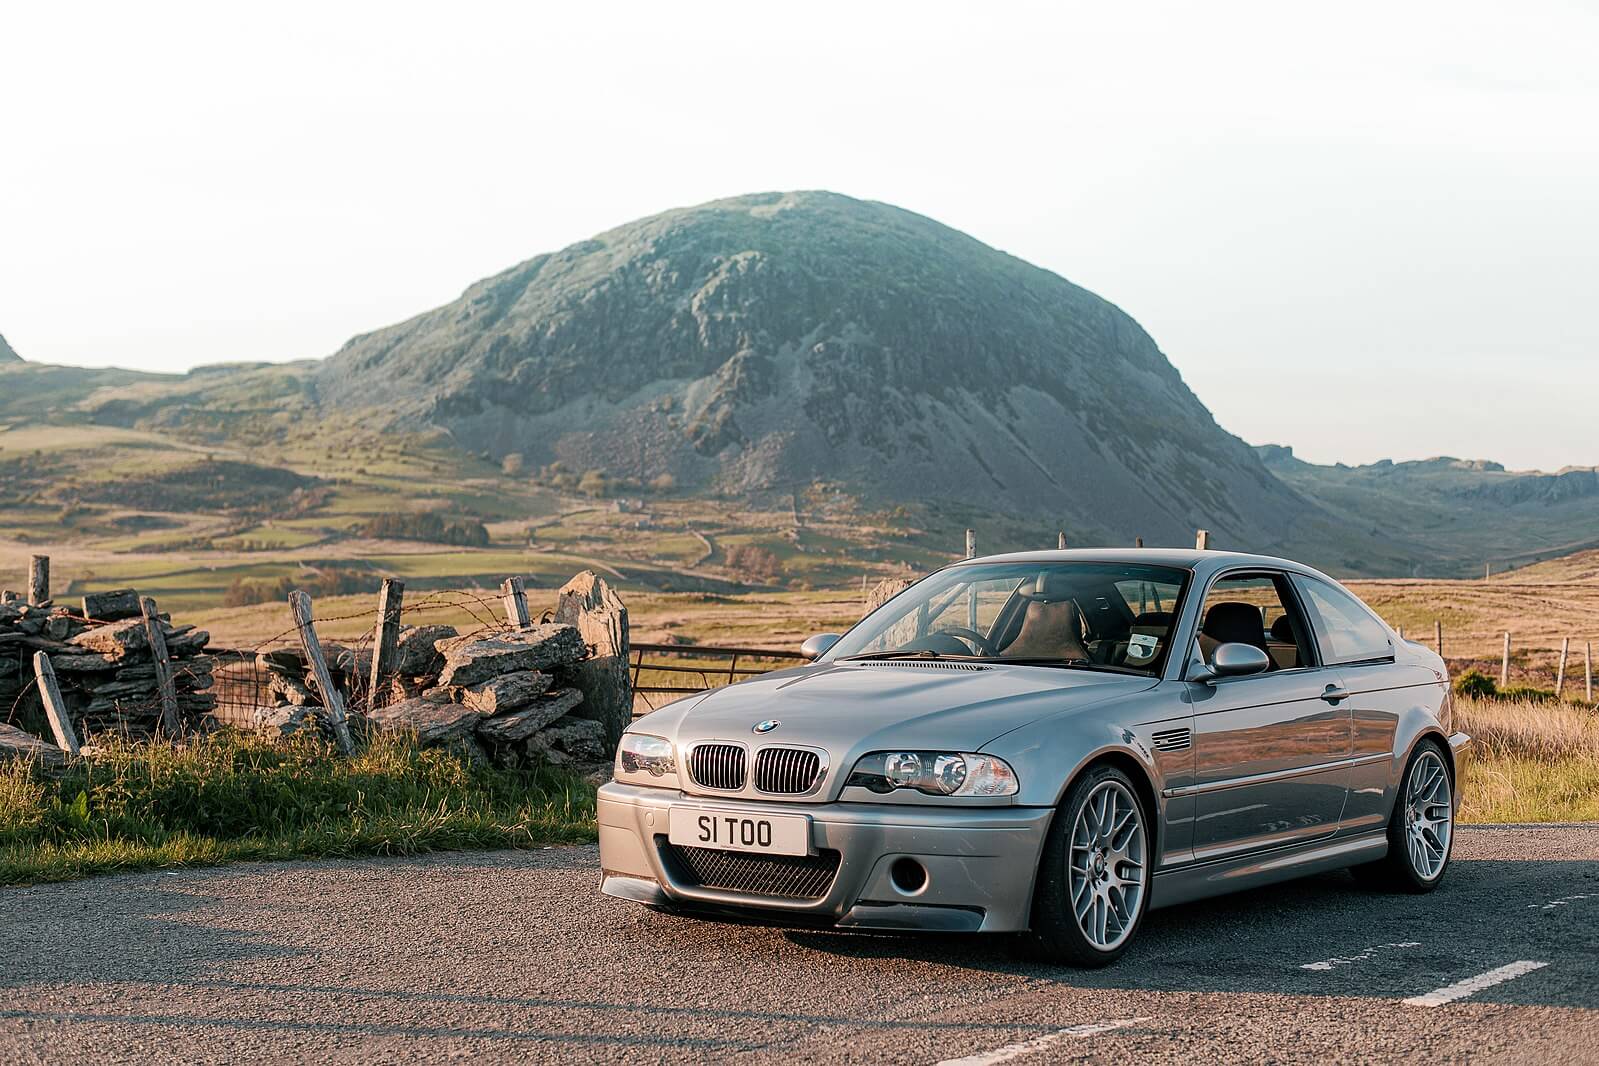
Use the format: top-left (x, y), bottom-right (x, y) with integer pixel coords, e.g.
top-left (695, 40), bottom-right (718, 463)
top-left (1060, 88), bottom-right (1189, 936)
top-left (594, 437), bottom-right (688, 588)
top-left (1291, 576), bottom-right (1394, 665)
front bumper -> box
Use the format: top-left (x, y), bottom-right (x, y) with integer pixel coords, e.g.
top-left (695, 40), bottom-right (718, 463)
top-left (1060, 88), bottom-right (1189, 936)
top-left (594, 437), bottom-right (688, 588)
top-left (597, 782), bottom-right (1053, 932)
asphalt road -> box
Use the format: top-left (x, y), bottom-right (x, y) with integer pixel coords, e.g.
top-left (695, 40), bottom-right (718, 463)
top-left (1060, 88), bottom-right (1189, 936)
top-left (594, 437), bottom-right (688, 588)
top-left (3, 825), bottom-right (1597, 1065)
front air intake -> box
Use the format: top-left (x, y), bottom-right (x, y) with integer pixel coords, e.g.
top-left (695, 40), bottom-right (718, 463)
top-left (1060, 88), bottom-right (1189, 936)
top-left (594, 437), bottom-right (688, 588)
top-left (753, 747), bottom-right (822, 795)
top-left (688, 743), bottom-right (747, 791)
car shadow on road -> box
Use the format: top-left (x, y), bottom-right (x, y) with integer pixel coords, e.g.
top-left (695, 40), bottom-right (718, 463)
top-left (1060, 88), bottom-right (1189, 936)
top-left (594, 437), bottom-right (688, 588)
top-left (781, 857), bottom-right (1599, 1009)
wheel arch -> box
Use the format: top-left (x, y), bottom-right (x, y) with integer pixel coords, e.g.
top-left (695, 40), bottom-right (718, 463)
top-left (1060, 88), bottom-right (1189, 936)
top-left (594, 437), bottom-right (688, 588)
top-left (1048, 746), bottom-right (1163, 868)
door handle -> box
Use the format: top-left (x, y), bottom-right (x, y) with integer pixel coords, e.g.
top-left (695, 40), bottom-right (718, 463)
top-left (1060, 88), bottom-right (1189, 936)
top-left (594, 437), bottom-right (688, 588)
top-left (1320, 685), bottom-right (1350, 703)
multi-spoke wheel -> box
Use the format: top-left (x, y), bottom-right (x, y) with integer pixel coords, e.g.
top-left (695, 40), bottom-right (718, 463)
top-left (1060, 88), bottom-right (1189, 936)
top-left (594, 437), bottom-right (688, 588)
top-left (1024, 764), bottom-right (1151, 966)
top-left (1353, 738), bottom-right (1455, 893)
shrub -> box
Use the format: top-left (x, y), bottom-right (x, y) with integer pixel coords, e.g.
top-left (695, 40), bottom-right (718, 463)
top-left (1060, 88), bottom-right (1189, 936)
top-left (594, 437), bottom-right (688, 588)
top-left (1498, 685), bottom-right (1557, 704)
top-left (358, 511), bottom-right (490, 547)
top-left (724, 544), bottom-right (782, 583)
top-left (223, 568), bottom-right (381, 607)
top-left (1453, 669), bottom-right (1498, 699)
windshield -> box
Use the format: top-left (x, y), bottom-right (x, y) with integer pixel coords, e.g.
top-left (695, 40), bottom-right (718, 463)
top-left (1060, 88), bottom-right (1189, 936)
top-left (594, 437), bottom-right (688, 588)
top-left (826, 561), bottom-right (1191, 675)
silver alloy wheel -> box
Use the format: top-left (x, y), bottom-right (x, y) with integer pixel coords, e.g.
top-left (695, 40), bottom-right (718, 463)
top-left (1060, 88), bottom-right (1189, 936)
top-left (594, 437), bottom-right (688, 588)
top-left (1068, 779), bottom-right (1146, 950)
top-left (1404, 749), bottom-right (1453, 881)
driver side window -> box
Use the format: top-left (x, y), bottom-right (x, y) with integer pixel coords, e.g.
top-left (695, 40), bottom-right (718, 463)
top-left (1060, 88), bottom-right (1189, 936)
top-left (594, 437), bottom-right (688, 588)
top-left (1194, 573), bottom-right (1312, 672)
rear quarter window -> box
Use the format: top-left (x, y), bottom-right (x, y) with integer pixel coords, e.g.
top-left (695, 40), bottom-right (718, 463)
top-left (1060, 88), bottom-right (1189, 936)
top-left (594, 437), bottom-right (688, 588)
top-left (1291, 575), bottom-right (1394, 665)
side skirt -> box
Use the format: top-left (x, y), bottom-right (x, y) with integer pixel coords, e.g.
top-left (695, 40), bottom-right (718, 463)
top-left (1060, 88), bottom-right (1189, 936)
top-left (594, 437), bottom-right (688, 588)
top-left (1149, 831), bottom-right (1388, 911)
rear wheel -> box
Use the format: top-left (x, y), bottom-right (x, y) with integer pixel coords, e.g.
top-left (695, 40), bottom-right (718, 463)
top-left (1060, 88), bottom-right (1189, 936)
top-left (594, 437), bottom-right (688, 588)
top-left (1353, 739), bottom-right (1454, 892)
top-left (1023, 764), bottom-right (1151, 966)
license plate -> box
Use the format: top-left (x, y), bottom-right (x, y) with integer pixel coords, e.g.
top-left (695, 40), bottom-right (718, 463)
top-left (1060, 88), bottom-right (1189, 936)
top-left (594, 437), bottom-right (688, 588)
top-left (667, 807), bottom-right (810, 856)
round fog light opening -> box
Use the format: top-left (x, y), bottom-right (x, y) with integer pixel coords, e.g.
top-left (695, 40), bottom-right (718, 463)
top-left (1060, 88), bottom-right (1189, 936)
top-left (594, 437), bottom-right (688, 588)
top-left (890, 857), bottom-right (928, 895)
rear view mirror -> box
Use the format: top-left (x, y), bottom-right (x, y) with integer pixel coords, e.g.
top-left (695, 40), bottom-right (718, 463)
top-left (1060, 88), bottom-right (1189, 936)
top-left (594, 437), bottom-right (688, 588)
top-left (1190, 642), bottom-right (1271, 684)
top-left (801, 633), bottom-right (841, 660)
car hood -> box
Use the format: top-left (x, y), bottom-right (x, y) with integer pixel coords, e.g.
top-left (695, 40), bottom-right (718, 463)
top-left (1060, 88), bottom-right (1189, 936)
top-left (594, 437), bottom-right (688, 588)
top-left (639, 660), bottom-right (1156, 756)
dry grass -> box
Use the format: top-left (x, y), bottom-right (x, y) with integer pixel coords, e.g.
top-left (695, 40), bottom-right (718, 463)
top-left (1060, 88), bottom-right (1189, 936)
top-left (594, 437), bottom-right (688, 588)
top-left (1455, 695), bottom-right (1599, 823)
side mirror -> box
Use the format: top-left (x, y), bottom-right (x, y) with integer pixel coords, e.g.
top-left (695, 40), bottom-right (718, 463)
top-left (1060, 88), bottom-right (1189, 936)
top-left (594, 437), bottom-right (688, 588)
top-left (1190, 642), bottom-right (1271, 684)
top-left (800, 633), bottom-right (841, 661)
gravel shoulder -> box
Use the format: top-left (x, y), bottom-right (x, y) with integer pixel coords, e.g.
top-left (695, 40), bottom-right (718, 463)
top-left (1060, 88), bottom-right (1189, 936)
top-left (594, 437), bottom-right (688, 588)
top-left (2, 826), bottom-right (1597, 1064)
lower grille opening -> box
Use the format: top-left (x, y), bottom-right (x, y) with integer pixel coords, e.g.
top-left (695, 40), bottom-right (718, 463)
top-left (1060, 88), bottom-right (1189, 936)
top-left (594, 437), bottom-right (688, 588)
top-left (657, 838), bottom-right (841, 900)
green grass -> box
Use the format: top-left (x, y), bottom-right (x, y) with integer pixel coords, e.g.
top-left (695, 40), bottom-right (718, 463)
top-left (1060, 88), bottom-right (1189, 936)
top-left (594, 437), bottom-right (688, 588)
top-left (0, 733), bottom-right (597, 885)
top-left (1455, 695), bottom-right (1599, 823)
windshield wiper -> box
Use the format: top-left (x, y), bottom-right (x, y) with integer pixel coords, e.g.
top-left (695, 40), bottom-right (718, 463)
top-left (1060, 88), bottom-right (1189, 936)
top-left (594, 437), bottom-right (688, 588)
top-left (838, 649), bottom-right (946, 662)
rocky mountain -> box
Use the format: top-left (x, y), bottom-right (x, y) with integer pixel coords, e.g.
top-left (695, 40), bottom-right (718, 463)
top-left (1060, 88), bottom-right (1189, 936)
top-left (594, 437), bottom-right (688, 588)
top-left (1258, 446), bottom-right (1599, 574)
top-left (0, 333), bottom-right (20, 362)
top-left (320, 191), bottom-right (1333, 551)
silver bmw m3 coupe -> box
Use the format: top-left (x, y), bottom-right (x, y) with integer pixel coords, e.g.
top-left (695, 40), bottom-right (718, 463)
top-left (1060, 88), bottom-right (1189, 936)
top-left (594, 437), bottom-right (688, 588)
top-left (598, 549), bottom-right (1468, 965)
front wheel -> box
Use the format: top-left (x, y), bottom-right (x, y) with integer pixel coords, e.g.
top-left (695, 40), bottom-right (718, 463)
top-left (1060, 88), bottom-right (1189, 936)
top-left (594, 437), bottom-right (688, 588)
top-left (1353, 739), bottom-right (1454, 892)
top-left (1022, 764), bottom-right (1151, 966)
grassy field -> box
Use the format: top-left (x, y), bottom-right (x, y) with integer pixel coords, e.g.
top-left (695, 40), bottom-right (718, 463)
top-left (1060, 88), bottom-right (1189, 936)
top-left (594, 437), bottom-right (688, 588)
top-left (1456, 695), bottom-right (1599, 823)
top-left (0, 733), bottom-right (596, 886)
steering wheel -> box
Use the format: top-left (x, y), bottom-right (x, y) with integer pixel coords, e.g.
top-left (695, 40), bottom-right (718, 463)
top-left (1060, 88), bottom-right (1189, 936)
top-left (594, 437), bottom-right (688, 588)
top-left (940, 627), bottom-right (998, 656)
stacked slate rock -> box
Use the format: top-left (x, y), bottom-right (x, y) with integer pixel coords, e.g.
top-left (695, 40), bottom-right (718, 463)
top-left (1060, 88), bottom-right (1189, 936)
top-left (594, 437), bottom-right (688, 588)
top-left (370, 623), bottom-right (609, 766)
top-left (253, 622), bottom-right (610, 768)
top-left (0, 590), bottom-right (214, 745)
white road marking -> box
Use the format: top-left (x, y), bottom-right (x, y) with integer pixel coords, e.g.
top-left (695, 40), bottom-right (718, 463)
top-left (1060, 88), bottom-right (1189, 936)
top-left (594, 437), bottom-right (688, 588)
top-left (1527, 893), bottom-right (1596, 910)
top-left (931, 1017), bottom-right (1150, 1066)
top-left (1402, 961), bottom-right (1548, 1007)
top-left (1301, 942), bottom-right (1421, 971)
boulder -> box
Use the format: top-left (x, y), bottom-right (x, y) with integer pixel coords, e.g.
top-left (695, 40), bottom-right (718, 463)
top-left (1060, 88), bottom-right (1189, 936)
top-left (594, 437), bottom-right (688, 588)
top-left (366, 697), bottom-right (481, 745)
top-left (392, 625), bottom-right (458, 678)
top-left (526, 714), bottom-right (609, 764)
top-left (460, 670), bottom-right (552, 715)
top-left (81, 588), bottom-right (142, 621)
top-left (69, 618), bottom-right (149, 659)
top-left (476, 688), bottom-right (581, 744)
top-left (0, 723), bottom-right (65, 769)
top-left (166, 629), bottom-right (210, 657)
top-left (271, 674), bottom-right (317, 706)
top-left (257, 648), bottom-right (305, 673)
top-left (436, 625), bottom-right (584, 687)
top-left (552, 571), bottom-right (631, 747)
top-left (253, 705), bottom-right (320, 739)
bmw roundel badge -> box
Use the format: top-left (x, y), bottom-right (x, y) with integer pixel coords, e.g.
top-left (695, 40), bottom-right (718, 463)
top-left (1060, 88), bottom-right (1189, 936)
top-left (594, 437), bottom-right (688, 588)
top-left (753, 719), bottom-right (780, 734)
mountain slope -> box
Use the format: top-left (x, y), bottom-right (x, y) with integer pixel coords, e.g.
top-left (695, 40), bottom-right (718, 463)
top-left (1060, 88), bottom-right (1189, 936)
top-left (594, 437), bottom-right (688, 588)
top-left (320, 191), bottom-right (1330, 551)
top-left (1258, 445), bottom-right (1599, 575)
top-left (0, 333), bottom-right (20, 362)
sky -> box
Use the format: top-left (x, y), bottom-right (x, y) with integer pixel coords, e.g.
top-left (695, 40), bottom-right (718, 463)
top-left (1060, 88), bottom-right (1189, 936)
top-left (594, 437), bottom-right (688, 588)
top-left (3, 1), bottom-right (1596, 472)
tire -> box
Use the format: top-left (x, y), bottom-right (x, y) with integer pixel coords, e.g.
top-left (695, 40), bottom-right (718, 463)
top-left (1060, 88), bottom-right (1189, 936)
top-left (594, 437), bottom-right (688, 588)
top-left (1022, 763), bottom-right (1152, 967)
top-left (1352, 738), bottom-right (1455, 893)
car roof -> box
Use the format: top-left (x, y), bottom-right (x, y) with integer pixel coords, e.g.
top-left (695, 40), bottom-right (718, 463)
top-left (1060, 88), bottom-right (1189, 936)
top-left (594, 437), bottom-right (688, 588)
top-left (953, 548), bottom-right (1321, 574)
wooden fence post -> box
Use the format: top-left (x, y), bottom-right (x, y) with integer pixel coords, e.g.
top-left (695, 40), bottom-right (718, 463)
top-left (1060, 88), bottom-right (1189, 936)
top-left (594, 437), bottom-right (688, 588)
top-left (1501, 632), bottom-right (1512, 689)
top-left (1057, 531), bottom-right (1068, 549)
top-left (965, 530), bottom-right (976, 559)
top-left (28, 555), bottom-right (49, 605)
top-left (1555, 637), bottom-right (1570, 698)
top-left (1195, 530), bottom-right (1211, 550)
top-left (368, 578), bottom-right (404, 710)
top-left (1397, 625), bottom-right (1404, 641)
top-left (1586, 641), bottom-right (1593, 703)
top-left (289, 590), bottom-right (355, 756)
top-left (501, 576), bottom-right (530, 629)
top-left (1135, 537), bottom-right (1144, 548)
top-left (140, 596), bottom-right (180, 736)
top-left (32, 653), bottom-right (80, 756)
top-left (1434, 620), bottom-right (1443, 659)
top-left (1, 590), bottom-right (16, 603)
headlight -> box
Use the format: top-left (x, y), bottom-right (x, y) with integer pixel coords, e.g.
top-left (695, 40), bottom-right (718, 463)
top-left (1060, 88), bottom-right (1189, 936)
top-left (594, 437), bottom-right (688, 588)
top-left (846, 751), bottom-right (1018, 797)
top-left (615, 733), bottom-right (677, 786)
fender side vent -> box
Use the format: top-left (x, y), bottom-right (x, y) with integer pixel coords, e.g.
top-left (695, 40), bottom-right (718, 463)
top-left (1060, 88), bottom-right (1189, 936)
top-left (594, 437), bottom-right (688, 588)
top-left (1152, 727), bottom-right (1192, 753)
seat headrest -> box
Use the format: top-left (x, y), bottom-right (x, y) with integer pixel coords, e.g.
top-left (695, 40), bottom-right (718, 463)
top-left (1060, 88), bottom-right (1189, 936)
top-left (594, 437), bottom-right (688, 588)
top-left (1269, 614), bottom-right (1299, 645)
top-left (1132, 611), bottom-right (1173, 629)
top-left (1202, 602), bottom-right (1267, 649)
top-left (1024, 571), bottom-right (1077, 603)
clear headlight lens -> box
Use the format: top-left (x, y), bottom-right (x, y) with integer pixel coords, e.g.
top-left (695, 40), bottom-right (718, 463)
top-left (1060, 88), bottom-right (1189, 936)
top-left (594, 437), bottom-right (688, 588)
top-left (846, 751), bottom-right (1018, 797)
top-left (615, 733), bottom-right (676, 783)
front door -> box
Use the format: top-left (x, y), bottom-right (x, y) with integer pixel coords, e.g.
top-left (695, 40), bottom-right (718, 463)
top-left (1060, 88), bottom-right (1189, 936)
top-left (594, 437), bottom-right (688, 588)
top-left (1185, 572), bottom-right (1352, 861)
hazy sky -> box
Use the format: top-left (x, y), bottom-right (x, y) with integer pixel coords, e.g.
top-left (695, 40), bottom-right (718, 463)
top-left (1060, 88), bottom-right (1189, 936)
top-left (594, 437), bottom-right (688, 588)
top-left (4, 2), bottom-right (1595, 471)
